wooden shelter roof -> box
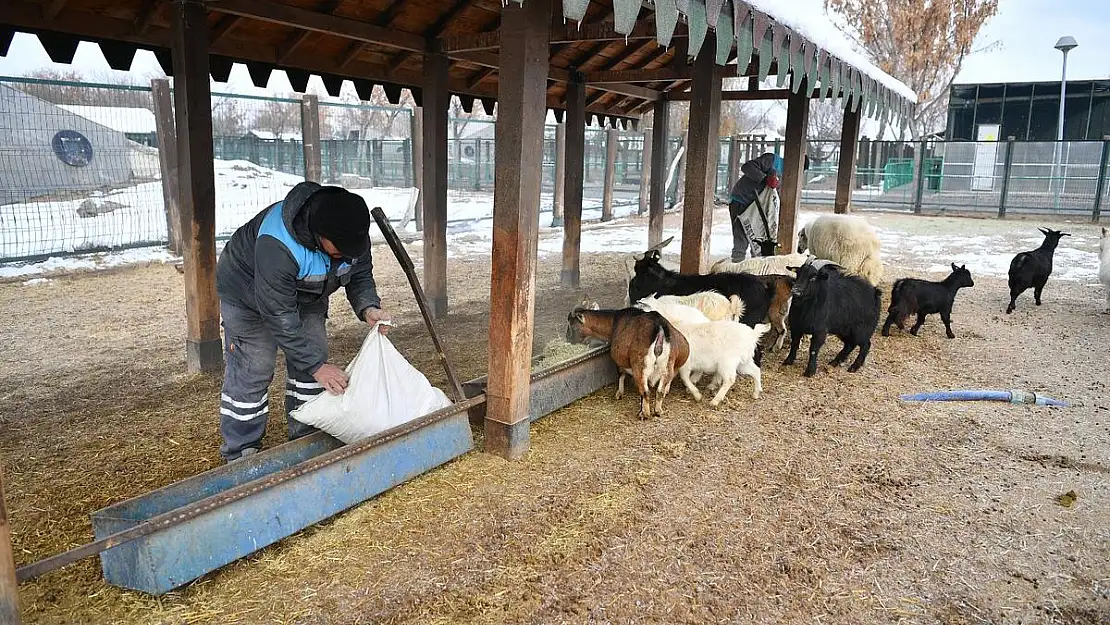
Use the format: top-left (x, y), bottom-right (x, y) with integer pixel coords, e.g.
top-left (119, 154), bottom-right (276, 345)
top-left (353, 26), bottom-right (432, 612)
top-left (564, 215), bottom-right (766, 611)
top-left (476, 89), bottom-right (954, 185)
top-left (1, 0), bottom-right (917, 127)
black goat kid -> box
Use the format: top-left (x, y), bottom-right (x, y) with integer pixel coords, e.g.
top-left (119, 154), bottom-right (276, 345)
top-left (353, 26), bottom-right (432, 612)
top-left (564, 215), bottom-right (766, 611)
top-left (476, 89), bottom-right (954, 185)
top-left (882, 263), bottom-right (974, 338)
top-left (1006, 227), bottom-right (1070, 314)
top-left (783, 263), bottom-right (881, 377)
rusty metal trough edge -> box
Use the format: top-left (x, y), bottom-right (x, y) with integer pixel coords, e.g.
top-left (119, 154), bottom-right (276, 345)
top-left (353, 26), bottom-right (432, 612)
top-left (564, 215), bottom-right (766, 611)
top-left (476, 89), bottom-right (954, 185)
top-left (67, 348), bottom-right (616, 595)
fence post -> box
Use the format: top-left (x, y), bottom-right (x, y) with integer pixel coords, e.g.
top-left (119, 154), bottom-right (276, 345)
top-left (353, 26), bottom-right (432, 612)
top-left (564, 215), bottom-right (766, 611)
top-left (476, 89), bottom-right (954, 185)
top-left (151, 78), bottom-right (183, 255)
top-left (602, 127), bottom-right (617, 221)
top-left (913, 140), bottom-right (927, 214)
top-left (638, 128), bottom-right (651, 216)
top-left (998, 137), bottom-right (1016, 218)
top-left (727, 135), bottom-right (741, 192)
top-left (300, 94), bottom-right (322, 183)
top-left (473, 138), bottom-right (482, 191)
top-left (553, 122), bottom-right (566, 226)
top-left (1091, 138), bottom-right (1110, 222)
top-left (411, 109), bottom-right (424, 231)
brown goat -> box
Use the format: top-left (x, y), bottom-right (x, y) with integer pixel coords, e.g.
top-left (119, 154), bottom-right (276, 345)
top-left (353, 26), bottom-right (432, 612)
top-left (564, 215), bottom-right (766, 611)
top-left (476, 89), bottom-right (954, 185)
top-left (566, 307), bottom-right (690, 419)
top-left (757, 274), bottom-right (795, 351)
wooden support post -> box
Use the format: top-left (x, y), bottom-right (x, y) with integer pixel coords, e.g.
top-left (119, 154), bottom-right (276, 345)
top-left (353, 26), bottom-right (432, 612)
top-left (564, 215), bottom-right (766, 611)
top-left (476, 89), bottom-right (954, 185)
top-left (172, 0), bottom-right (222, 373)
top-left (486, 0), bottom-right (552, 460)
top-left (776, 85), bottom-right (809, 255)
top-left (0, 462), bottom-right (20, 625)
top-left (552, 122), bottom-right (566, 227)
top-left (638, 128), bottom-right (651, 216)
top-left (913, 139), bottom-right (927, 215)
top-left (561, 78), bottom-right (586, 286)
top-left (834, 107), bottom-right (861, 214)
top-left (300, 94), bottom-right (322, 183)
top-left (679, 38), bottom-right (723, 274)
top-left (411, 108), bottom-right (424, 231)
top-left (648, 98), bottom-right (668, 247)
top-left (151, 78), bottom-right (183, 255)
top-left (602, 127), bottom-right (618, 221)
top-left (422, 55), bottom-right (449, 318)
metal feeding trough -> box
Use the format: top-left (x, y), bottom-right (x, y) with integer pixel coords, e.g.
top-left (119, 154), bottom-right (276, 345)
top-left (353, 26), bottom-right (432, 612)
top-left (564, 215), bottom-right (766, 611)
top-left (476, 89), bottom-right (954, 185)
top-left (461, 346), bottom-right (619, 424)
top-left (89, 408), bottom-right (474, 595)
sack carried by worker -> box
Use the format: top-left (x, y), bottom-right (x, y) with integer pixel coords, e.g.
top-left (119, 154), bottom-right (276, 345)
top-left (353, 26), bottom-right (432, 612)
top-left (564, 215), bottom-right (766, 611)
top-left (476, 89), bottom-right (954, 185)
top-left (290, 322), bottom-right (453, 444)
top-left (737, 185), bottom-right (780, 257)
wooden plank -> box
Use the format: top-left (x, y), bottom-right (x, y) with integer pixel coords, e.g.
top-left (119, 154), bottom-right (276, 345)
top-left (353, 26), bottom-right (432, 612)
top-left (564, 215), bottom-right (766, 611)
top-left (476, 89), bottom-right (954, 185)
top-left (0, 460), bottom-right (20, 625)
top-left (561, 79), bottom-right (586, 286)
top-left (835, 107), bottom-right (861, 214)
top-left (210, 0), bottom-right (425, 54)
top-left (778, 85), bottom-right (810, 253)
top-left (209, 14), bottom-right (241, 45)
top-left (42, 0), bottom-right (69, 21)
top-left (411, 108), bottom-right (424, 231)
top-left (648, 98), bottom-right (668, 246)
top-left (171, 0), bottom-right (222, 373)
top-left (602, 127), bottom-right (618, 221)
top-left (486, 0), bottom-right (552, 460)
top-left (451, 50), bottom-right (661, 102)
top-left (552, 122), bottom-right (566, 227)
top-left (131, 0), bottom-right (164, 34)
top-left (679, 38), bottom-right (723, 274)
top-left (151, 78), bottom-right (182, 255)
top-left (638, 128), bottom-right (651, 215)
top-left (727, 135), bottom-right (742, 191)
top-left (422, 55), bottom-right (449, 318)
top-left (441, 18), bottom-right (678, 52)
top-left (300, 94), bottom-right (322, 183)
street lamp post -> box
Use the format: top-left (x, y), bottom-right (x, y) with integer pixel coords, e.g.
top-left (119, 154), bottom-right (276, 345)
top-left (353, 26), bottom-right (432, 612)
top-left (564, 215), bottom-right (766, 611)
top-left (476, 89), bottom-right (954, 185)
top-left (1053, 36), bottom-right (1078, 201)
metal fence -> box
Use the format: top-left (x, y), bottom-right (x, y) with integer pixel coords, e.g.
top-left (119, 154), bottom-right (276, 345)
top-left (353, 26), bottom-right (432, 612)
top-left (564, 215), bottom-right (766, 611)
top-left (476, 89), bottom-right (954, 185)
top-left (2, 75), bottom-right (1108, 265)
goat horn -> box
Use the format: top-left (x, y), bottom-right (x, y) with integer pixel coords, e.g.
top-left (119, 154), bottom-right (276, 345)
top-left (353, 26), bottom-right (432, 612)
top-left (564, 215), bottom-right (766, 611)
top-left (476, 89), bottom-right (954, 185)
top-left (645, 235), bottom-right (674, 253)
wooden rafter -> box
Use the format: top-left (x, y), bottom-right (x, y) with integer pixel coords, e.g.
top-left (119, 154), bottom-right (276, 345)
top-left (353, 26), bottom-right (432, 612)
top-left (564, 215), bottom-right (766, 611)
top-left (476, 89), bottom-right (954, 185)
top-left (468, 67), bottom-right (496, 89)
top-left (384, 0), bottom-right (476, 73)
top-left (441, 9), bottom-right (672, 52)
top-left (131, 0), bottom-right (164, 34)
top-left (336, 0), bottom-right (406, 70)
top-left (277, 0), bottom-right (345, 64)
top-left (42, 0), bottom-right (69, 21)
top-left (209, 0), bottom-right (425, 54)
top-left (209, 14), bottom-right (241, 45)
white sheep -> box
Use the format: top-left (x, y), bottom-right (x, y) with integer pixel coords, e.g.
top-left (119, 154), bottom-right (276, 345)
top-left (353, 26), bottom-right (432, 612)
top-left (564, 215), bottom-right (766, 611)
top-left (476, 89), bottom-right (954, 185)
top-left (709, 252), bottom-right (811, 276)
top-left (796, 215), bottom-right (883, 286)
top-left (1100, 227), bottom-right (1110, 312)
top-left (636, 291), bottom-right (745, 322)
top-left (671, 318), bottom-right (770, 405)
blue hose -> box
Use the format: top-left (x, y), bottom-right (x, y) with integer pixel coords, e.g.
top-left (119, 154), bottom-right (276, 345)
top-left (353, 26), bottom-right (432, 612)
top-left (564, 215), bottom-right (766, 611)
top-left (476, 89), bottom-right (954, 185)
top-left (900, 389), bottom-right (1069, 407)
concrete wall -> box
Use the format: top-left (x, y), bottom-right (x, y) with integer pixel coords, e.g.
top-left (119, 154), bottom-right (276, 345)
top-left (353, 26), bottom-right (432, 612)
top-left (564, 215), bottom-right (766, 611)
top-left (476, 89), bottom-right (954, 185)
top-left (0, 84), bottom-right (134, 205)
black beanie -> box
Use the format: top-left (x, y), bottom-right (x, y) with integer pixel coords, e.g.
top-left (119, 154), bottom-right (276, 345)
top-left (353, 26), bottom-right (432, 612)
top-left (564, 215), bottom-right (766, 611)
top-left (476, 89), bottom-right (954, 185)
top-left (306, 186), bottom-right (371, 258)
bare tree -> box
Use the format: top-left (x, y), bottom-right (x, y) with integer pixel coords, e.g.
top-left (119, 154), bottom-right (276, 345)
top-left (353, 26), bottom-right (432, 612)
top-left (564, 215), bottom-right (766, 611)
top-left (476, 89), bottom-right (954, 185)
top-left (825, 0), bottom-right (999, 139)
top-left (19, 68), bottom-right (151, 108)
top-left (805, 100), bottom-right (844, 164)
top-left (253, 97), bottom-right (300, 139)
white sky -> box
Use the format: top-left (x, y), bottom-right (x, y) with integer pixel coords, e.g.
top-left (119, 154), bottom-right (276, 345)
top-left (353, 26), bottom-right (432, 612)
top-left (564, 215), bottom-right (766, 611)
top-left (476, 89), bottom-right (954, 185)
top-left (0, 0), bottom-right (1106, 128)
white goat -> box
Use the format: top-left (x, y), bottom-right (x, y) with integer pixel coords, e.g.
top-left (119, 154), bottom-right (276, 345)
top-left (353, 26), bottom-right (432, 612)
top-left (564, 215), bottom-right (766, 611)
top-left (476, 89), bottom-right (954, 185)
top-left (1100, 227), bottom-right (1110, 312)
top-left (709, 252), bottom-right (810, 276)
top-left (636, 291), bottom-right (745, 322)
top-left (671, 319), bottom-right (770, 405)
top-left (797, 215), bottom-right (883, 286)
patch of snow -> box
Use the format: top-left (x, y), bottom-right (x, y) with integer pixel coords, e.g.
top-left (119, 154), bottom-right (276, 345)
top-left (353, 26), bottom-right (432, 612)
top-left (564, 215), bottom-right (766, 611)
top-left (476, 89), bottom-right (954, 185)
top-left (745, 0), bottom-right (918, 102)
top-left (0, 246), bottom-right (177, 279)
top-left (21, 277), bottom-right (51, 286)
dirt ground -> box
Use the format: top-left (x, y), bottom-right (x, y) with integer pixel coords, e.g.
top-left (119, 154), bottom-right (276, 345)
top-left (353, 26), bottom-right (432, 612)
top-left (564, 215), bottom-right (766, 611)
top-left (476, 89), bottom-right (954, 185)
top-left (1, 207), bottom-right (1108, 624)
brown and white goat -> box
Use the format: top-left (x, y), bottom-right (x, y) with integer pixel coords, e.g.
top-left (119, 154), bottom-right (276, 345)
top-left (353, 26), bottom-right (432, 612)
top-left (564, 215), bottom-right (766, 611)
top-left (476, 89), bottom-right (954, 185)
top-left (758, 274), bottom-right (795, 351)
top-left (566, 307), bottom-right (689, 419)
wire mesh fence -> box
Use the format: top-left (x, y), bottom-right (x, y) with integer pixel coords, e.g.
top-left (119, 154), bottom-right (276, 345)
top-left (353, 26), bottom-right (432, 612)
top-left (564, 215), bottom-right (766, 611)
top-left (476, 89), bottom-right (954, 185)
top-left (2, 75), bottom-right (1108, 266)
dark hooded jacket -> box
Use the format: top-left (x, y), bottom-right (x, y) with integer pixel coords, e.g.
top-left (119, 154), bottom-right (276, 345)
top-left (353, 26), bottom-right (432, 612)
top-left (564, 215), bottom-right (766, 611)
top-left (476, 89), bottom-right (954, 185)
top-left (728, 152), bottom-right (778, 211)
top-left (216, 181), bottom-right (381, 375)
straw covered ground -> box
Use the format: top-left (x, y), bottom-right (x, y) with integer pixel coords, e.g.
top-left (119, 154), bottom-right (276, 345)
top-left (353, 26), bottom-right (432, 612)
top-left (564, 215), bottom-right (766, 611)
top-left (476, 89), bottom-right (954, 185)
top-left (1, 209), bottom-right (1108, 624)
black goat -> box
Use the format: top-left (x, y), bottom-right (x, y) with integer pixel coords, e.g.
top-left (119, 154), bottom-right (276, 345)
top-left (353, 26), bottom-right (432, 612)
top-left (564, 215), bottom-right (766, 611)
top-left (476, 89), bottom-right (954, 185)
top-left (1006, 227), bottom-right (1070, 314)
top-left (882, 263), bottom-right (974, 338)
top-left (783, 262), bottom-right (881, 377)
top-left (753, 237), bottom-right (780, 257)
top-left (627, 249), bottom-right (772, 328)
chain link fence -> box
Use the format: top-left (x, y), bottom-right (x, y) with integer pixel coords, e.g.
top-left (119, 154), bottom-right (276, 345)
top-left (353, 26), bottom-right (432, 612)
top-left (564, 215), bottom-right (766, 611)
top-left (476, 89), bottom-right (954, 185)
top-left (3, 75), bottom-right (1108, 265)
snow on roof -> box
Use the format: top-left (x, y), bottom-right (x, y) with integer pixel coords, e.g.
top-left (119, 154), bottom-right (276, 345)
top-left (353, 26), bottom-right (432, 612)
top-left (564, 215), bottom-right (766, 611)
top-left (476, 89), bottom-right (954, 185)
top-left (744, 0), bottom-right (918, 103)
top-left (247, 129), bottom-right (304, 141)
top-left (57, 105), bottom-right (157, 134)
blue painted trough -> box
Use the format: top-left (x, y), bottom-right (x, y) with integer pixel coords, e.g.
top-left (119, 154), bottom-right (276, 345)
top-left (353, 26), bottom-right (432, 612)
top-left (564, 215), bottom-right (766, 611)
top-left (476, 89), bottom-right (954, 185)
top-left (89, 403), bottom-right (475, 595)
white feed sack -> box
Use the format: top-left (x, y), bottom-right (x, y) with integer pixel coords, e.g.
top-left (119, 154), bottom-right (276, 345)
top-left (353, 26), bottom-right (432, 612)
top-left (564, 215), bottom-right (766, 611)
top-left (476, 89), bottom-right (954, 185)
top-left (291, 322), bottom-right (452, 444)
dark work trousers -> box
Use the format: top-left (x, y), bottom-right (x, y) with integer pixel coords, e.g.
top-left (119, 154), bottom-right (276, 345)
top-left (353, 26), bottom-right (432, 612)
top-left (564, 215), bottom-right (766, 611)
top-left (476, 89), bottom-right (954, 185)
top-left (218, 301), bottom-right (327, 461)
top-left (728, 200), bottom-right (752, 262)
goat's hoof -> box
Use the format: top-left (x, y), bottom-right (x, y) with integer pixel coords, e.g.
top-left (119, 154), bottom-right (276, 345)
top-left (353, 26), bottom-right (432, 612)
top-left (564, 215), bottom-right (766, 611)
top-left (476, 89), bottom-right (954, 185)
top-left (751, 391), bottom-right (761, 400)
top-left (946, 333), bottom-right (956, 339)
top-left (847, 364), bottom-right (862, 373)
top-left (803, 369), bottom-right (816, 378)
top-left (881, 329), bottom-right (890, 337)
top-left (614, 391), bottom-right (624, 400)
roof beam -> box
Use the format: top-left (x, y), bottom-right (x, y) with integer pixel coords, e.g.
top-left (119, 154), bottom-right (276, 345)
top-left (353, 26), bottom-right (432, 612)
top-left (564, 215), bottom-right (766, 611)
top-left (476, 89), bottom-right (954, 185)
top-left (451, 50), bottom-right (660, 102)
top-left (336, 0), bottom-right (406, 70)
top-left (209, 0), bottom-right (425, 54)
top-left (667, 88), bottom-right (847, 101)
top-left (468, 67), bottom-right (496, 89)
top-left (42, 0), bottom-right (69, 21)
top-left (277, 0), bottom-right (344, 65)
top-left (209, 14), bottom-right (241, 45)
top-left (131, 0), bottom-right (164, 35)
top-left (384, 0), bottom-right (476, 76)
top-left (441, 15), bottom-right (680, 52)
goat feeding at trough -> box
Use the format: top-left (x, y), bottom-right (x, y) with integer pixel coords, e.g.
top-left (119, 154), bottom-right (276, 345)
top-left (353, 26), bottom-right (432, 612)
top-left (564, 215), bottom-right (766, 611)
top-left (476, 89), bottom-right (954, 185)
top-left (627, 249), bottom-right (772, 329)
top-left (1006, 227), bottom-right (1070, 314)
top-left (883, 263), bottom-right (975, 338)
top-left (783, 262), bottom-right (882, 377)
top-left (566, 306), bottom-right (689, 419)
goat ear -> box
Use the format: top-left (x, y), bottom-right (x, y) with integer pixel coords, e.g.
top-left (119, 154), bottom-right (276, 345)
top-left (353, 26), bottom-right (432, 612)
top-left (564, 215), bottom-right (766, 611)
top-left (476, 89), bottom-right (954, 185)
top-left (951, 262), bottom-right (958, 271)
top-left (590, 301), bottom-right (600, 310)
top-left (632, 252), bottom-right (644, 261)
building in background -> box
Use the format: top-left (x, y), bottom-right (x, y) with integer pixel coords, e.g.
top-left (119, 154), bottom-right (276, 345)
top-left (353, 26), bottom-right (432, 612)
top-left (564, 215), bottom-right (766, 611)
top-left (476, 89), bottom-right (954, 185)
top-left (946, 79), bottom-right (1110, 142)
